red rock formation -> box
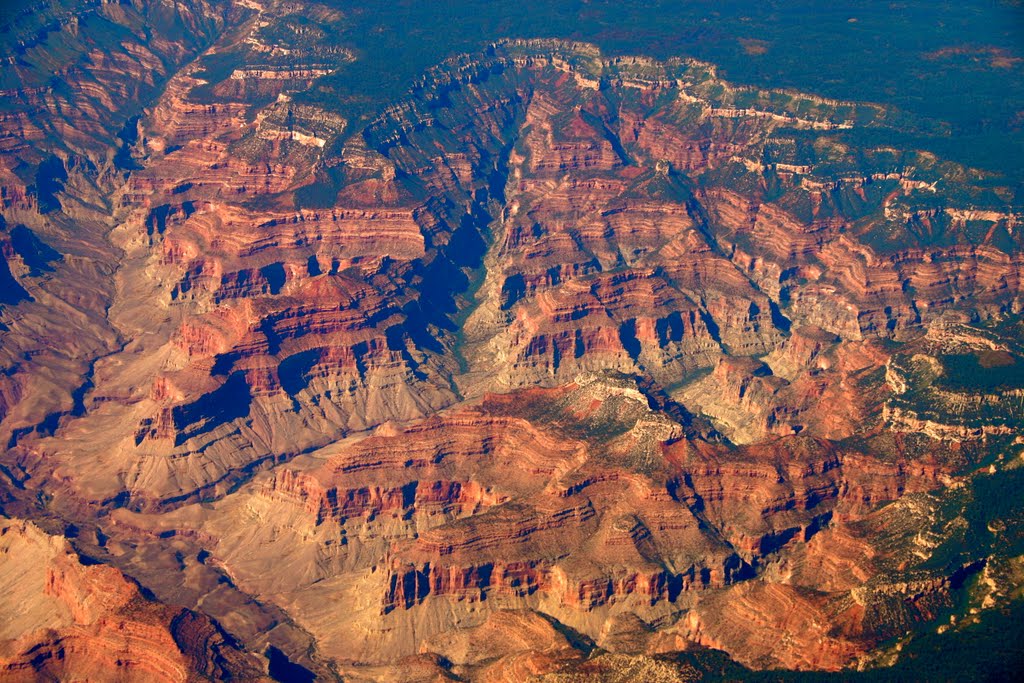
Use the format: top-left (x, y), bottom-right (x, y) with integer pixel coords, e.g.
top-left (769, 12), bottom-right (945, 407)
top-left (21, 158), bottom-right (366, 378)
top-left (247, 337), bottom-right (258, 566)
top-left (1, 18), bottom-right (1022, 681)
top-left (680, 582), bottom-right (864, 671)
top-left (0, 518), bottom-right (264, 682)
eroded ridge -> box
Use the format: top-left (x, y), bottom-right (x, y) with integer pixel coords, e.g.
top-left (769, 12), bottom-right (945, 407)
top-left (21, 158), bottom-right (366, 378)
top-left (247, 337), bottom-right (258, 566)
top-left (1, 4), bottom-right (1023, 680)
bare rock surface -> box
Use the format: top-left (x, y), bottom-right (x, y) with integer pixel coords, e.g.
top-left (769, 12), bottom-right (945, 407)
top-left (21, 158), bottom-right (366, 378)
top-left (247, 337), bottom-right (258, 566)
top-left (2, 1), bottom-right (1023, 680)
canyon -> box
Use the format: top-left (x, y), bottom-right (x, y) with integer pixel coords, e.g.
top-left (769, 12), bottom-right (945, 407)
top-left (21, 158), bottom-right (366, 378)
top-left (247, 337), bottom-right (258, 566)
top-left (1, 0), bottom-right (1023, 680)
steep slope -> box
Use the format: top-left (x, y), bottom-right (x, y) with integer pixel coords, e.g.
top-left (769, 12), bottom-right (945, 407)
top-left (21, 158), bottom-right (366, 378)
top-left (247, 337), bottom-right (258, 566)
top-left (0, 0), bottom-right (240, 453)
top-left (0, 517), bottom-right (265, 681)
top-left (1, 2), bottom-right (1023, 680)
top-left (7, 36), bottom-right (1022, 510)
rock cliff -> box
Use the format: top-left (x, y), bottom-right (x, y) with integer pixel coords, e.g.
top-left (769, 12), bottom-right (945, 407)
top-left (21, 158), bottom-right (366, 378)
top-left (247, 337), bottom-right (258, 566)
top-left (1, 2), bottom-right (1023, 680)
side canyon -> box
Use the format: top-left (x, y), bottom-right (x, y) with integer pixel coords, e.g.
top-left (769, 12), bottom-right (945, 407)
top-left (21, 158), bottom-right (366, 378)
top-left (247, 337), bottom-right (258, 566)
top-left (1, 1), bottom-right (1023, 680)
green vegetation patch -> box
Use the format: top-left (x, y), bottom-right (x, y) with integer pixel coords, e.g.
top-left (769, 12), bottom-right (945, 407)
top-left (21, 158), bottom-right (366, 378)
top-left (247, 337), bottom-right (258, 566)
top-left (938, 351), bottom-right (1024, 393)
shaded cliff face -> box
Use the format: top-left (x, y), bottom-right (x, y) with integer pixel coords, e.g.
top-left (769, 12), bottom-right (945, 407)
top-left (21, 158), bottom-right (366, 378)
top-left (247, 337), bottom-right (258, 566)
top-left (1, 1), bottom-right (1023, 680)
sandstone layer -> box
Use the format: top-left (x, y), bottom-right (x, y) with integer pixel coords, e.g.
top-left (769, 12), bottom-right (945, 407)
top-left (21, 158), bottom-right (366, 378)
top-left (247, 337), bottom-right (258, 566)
top-left (1, 1), bottom-right (1023, 680)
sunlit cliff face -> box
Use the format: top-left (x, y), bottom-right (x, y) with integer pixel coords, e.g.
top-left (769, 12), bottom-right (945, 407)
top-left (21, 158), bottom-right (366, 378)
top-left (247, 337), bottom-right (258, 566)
top-left (1, 1), bottom-right (1023, 680)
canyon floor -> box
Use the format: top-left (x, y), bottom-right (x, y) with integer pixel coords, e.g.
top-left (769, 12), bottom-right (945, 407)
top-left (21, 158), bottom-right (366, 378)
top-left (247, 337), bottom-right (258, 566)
top-left (1, 1), bottom-right (1023, 680)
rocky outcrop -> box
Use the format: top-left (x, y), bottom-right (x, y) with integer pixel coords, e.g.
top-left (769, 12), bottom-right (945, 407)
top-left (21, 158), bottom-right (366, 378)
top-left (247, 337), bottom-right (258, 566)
top-left (101, 374), bottom-right (981, 674)
top-left (679, 582), bottom-right (863, 671)
top-left (2, 10), bottom-right (1023, 681)
top-left (0, 518), bottom-right (264, 682)
top-left (6, 30), bottom-right (1022, 510)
